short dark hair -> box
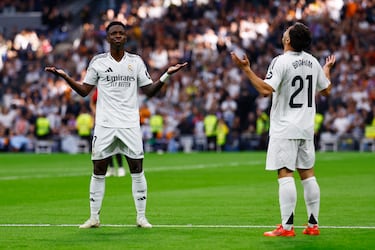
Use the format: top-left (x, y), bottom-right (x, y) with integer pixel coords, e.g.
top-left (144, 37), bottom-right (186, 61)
top-left (289, 22), bottom-right (312, 52)
top-left (106, 21), bottom-right (126, 33)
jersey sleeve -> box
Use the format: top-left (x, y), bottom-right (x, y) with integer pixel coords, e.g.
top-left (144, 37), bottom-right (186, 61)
top-left (316, 64), bottom-right (330, 92)
top-left (137, 59), bottom-right (153, 87)
top-left (264, 56), bottom-right (282, 91)
top-left (83, 59), bottom-right (99, 86)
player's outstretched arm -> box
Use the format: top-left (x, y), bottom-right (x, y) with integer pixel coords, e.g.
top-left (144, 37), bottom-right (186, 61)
top-left (141, 62), bottom-right (188, 98)
top-left (230, 52), bottom-right (273, 96)
top-left (44, 66), bottom-right (94, 97)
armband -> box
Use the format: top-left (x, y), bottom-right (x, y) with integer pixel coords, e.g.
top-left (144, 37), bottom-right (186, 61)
top-left (159, 72), bottom-right (170, 83)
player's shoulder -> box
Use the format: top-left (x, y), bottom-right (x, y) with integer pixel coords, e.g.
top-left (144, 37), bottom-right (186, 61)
top-left (268, 54), bottom-right (285, 69)
top-left (272, 54), bottom-right (283, 63)
top-left (125, 52), bottom-right (144, 63)
top-left (126, 51), bottom-right (140, 58)
top-left (89, 52), bottom-right (110, 64)
top-left (92, 52), bottom-right (109, 60)
top-left (302, 51), bottom-right (322, 68)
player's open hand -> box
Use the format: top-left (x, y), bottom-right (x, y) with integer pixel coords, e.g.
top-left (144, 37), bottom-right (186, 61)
top-left (167, 62), bottom-right (188, 75)
top-left (231, 52), bottom-right (250, 70)
top-left (324, 55), bottom-right (335, 69)
top-left (44, 66), bottom-right (67, 78)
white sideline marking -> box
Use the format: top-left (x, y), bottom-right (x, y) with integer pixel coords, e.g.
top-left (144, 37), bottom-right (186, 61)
top-left (0, 224), bottom-right (374, 229)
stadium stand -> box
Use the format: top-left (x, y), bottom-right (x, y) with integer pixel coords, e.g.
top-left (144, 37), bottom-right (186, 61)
top-left (360, 125), bottom-right (375, 152)
top-left (0, 0), bottom-right (374, 153)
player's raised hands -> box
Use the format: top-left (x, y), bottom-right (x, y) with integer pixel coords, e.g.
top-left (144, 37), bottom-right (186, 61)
top-left (324, 55), bottom-right (336, 69)
top-left (230, 52), bottom-right (250, 70)
top-left (44, 66), bottom-right (68, 78)
top-left (166, 62), bottom-right (188, 75)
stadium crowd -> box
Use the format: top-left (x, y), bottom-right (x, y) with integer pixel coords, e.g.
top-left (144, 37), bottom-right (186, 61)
top-left (0, 0), bottom-right (374, 153)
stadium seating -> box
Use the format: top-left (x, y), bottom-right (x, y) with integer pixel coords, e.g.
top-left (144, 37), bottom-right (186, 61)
top-left (360, 126), bottom-right (375, 152)
top-left (360, 138), bottom-right (375, 152)
top-left (76, 139), bottom-right (90, 153)
top-left (319, 132), bottom-right (338, 152)
top-left (34, 140), bottom-right (53, 154)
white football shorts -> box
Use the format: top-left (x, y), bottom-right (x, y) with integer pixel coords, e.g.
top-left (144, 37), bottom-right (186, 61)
top-left (266, 137), bottom-right (315, 171)
top-left (91, 125), bottom-right (144, 160)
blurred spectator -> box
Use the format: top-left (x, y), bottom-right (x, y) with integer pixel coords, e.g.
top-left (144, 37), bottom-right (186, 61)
top-left (75, 105), bottom-right (93, 144)
top-left (149, 111), bottom-right (164, 152)
top-left (192, 106), bottom-right (205, 151)
top-left (34, 111), bottom-right (51, 140)
top-left (203, 109), bottom-right (218, 151)
top-left (148, 42), bottom-right (169, 70)
top-left (331, 106), bottom-right (351, 136)
top-left (0, 33), bottom-right (7, 72)
top-left (255, 109), bottom-right (269, 150)
top-left (220, 95), bottom-right (237, 128)
top-left (1, 0), bottom-right (374, 153)
top-left (14, 107), bottom-right (31, 137)
top-left (0, 105), bottom-right (17, 129)
top-left (13, 28), bottom-right (40, 60)
top-left (8, 106), bottom-right (32, 152)
top-left (314, 113), bottom-right (324, 150)
top-left (217, 117), bottom-right (229, 152)
top-left (9, 130), bottom-right (31, 152)
top-left (177, 112), bottom-right (195, 153)
top-left (0, 123), bottom-right (9, 152)
top-left (239, 112), bottom-right (259, 151)
top-left (139, 102), bottom-right (151, 127)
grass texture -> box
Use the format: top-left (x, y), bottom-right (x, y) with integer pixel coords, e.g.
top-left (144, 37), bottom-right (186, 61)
top-left (0, 152), bottom-right (374, 249)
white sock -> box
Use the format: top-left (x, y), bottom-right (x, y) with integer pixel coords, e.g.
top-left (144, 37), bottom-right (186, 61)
top-left (302, 176), bottom-right (320, 227)
top-left (278, 177), bottom-right (297, 230)
top-left (89, 174), bottom-right (105, 221)
top-left (131, 171), bottom-right (147, 219)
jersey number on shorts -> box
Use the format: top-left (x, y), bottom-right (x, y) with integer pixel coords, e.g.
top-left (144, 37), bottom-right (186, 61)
top-left (289, 75), bottom-right (313, 108)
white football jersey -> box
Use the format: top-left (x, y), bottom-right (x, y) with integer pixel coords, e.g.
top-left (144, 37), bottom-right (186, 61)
top-left (264, 51), bottom-right (330, 139)
top-left (84, 52), bottom-right (153, 128)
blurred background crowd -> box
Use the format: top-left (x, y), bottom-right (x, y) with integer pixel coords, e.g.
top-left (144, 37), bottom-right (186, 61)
top-left (0, 0), bottom-right (374, 153)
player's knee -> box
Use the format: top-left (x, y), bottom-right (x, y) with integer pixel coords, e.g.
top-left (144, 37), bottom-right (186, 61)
top-left (129, 164), bottom-right (143, 174)
top-left (277, 167), bottom-right (294, 178)
top-left (126, 158), bottom-right (143, 173)
top-left (298, 168), bottom-right (315, 180)
top-left (93, 159), bottom-right (109, 175)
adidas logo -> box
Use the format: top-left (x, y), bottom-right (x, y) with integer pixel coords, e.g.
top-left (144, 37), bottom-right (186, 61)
top-left (105, 67), bottom-right (113, 72)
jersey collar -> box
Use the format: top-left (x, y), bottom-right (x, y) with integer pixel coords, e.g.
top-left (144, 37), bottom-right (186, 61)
top-left (109, 52), bottom-right (127, 62)
top-left (285, 51), bottom-right (303, 56)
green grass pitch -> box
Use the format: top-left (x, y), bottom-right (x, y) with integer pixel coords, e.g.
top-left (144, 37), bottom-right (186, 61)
top-left (0, 152), bottom-right (374, 249)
